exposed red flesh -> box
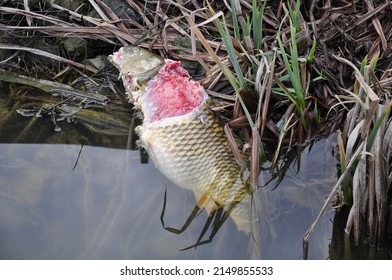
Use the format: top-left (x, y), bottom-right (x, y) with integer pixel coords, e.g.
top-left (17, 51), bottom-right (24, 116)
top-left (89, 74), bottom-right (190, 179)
top-left (142, 60), bottom-right (206, 122)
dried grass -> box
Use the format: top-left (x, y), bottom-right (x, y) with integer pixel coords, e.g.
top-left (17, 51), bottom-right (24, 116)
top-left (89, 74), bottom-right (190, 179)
top-left (1, 0), bottom-right (392, 258)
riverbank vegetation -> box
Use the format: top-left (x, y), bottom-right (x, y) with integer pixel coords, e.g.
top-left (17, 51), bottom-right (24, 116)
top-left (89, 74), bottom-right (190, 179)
top-left (0, 0), bottom-right (391, 259)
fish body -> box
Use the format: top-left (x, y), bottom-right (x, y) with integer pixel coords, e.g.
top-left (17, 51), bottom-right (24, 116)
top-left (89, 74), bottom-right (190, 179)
top-left (109, 46), bottom-right (251, 232)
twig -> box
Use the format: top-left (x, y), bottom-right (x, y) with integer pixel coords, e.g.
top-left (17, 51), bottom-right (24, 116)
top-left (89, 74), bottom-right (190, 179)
top-left (0, 44), bottom-right (98, 73)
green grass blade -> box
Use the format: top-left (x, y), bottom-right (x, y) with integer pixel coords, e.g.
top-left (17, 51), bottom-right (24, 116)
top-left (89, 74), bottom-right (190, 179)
top-left (230, 0), bottom-right (240, 40)
top-left (366, 101), bottom-right (392, 151)
top-left (252, 0), bottom-right (265, 51)
top-left (273, 76), bottom-right (301, 113)
top-left (288, 0), bottom-right (301, 32)
top-left (288, 20), bottom-right (305, 109)
top-left (360, 54), bottom-right (368, 75)
top-left (307, 35), bottom-right (317, 63)
top-left (186, 15), bottom-right (240, 90)
top-left (369, 50), bottom-right (380, 71)
top-left (208, 4), bottom-right (245, 88)
top-left (237, 93), bottom-right (255, 128)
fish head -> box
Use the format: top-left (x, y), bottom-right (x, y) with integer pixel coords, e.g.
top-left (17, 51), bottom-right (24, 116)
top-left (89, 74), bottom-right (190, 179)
top-left (110, 46), bottom-right (209, 124)
top-left (109, 46), bottom-right (164, 103)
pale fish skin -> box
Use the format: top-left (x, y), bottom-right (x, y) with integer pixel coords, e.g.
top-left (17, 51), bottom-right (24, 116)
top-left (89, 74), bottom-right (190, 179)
top-left (109, 46), bottom-right (252, 232)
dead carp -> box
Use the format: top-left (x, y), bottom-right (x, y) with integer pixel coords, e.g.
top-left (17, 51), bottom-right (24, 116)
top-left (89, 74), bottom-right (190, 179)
top-left (109, 46), bottom-right (251, 232)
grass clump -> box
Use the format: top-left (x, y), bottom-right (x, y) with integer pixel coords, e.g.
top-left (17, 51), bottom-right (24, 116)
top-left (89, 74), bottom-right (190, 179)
top-left (1, 0), bottom-right (392, 259)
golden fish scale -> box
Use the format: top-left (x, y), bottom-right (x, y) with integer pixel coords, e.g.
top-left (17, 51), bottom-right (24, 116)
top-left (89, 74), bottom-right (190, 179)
top-left (142, 103), bottom-right (249, 208)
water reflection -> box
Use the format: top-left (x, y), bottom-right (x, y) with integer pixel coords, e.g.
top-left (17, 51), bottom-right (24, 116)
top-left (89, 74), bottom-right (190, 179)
top-left (160, 185), bottom-right (251, 251)
top-left (0, 144), bottom-right (247, 259)
top-left (0, 135), bottom-right (338, 259)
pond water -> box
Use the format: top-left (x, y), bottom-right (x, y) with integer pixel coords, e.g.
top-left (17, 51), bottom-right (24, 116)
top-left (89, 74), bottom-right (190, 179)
top-left (0, 85), bottom-right (338, 260)
top-left (0, 141), bottom-right (337, 259)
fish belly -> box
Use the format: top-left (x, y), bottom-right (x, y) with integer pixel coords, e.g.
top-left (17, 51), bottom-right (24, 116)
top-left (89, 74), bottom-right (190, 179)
top-left (137, 102), bottom-right (251, 232)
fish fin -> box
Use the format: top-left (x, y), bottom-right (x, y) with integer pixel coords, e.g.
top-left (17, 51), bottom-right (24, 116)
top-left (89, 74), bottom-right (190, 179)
top-left (193, 192), bottom-right (252, 234)
top-left (147, 147), bottom-right (162, 169)
top-left (229, 204), bottom-right (252, 234)
top-left (192, 191), bottom-right (218, 217)
top-left (137, 129), bottom-right (161, 168)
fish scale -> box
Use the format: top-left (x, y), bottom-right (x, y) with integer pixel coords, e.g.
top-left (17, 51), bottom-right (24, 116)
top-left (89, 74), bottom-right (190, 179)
top-left (138, 100), bottom-right (251, 231)
top-left (109, 46), bottom-right (251, 232)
